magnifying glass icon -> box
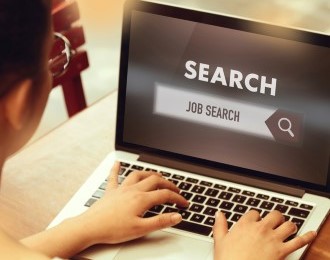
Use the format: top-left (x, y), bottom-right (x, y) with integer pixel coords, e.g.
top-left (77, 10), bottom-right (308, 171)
top-left (278, 118), bottom-right (294, 137)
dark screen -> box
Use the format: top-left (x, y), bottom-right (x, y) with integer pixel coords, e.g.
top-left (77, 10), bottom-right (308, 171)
top-left (122, 10), bottom-right (330, 187)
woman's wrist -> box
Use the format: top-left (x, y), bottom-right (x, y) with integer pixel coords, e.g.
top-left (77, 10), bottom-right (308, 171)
top-left (60, 215), bottom-right (96, 254)
top-left (22, 215), bottom-right (96, 259)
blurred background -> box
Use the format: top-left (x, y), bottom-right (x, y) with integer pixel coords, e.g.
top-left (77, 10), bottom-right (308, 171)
top-left (32, 0), bottom-right (330, 142)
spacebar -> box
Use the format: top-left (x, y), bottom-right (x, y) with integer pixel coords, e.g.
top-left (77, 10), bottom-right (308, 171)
top-left (173, 220), bottom-right (212, 236)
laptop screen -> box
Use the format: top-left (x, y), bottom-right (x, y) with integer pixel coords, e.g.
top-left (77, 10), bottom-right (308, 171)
top-left (117, 1), bottom-right (330, 193)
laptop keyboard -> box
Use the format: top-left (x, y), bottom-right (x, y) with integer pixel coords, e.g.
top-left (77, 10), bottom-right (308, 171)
top-left (84, 162), bottom-right (314, 238)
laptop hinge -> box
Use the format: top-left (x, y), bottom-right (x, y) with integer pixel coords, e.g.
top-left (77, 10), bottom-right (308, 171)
top-left (139, 153), bottom-right (305, 198)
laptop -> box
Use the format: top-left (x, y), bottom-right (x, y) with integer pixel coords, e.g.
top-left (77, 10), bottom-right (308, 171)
top-left (48, 0), bottom-right (330, 259)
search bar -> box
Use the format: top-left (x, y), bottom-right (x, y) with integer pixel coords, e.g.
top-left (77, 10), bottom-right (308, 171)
top-left (154, 83), bottom-right (303, 144)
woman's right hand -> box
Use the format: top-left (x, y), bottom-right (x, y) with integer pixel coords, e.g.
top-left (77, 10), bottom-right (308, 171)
top-left (213, 210), bottom-right (316, 260)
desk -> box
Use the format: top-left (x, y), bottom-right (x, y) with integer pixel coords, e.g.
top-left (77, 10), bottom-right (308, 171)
top-left (0, 91), bottom-right (329, 259)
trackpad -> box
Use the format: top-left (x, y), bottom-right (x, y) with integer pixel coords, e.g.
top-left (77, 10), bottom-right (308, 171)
top-left (79, 230), bottom-right (212, 260)
top-left (115, 231), bottom-right (212, 260)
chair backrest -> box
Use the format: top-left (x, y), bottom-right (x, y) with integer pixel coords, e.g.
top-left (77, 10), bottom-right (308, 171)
top-left (51, 0), bottom-right (89, 117)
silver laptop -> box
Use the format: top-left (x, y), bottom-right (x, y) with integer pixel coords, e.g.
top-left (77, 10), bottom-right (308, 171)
top-left (49, 0), bottom-right (330, 259)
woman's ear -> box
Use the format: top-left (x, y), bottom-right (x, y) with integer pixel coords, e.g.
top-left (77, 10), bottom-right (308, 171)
top-left (3, 79), bottom-right (33, 130)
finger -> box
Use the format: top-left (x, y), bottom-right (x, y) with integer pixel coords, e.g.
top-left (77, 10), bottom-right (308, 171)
top-left (213, 211), bottom-right (228, 242)
top-left (133, 174), bottom-right (180, 193)
top-left (282, 231), bottom-right (317, 256)
top-left (106, 161), bottom-right (120, 190)
top-left (274, 221), bottom-right (297, 240)
top-left (143, 189), bottom-right (189, 210)
top-left (140, 212), bottom-right (182, 233)
top-left (122, 171), bottom-right (161, 186)
top-left (261, 210), bottom-right (285, 229)
top-left (237, 209), bottom-right (260, 224)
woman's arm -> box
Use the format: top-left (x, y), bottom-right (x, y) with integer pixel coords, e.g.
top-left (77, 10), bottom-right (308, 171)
top-left (0, 228), bottom-right (49, 260)
top-left (21, 162), bottom-right (189, 258)
top-left (20, 216), bottom-right (90, 259)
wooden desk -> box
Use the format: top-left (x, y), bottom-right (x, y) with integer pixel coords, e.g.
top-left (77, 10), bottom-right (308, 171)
top-left (0, 91), bottom-right (329, 259)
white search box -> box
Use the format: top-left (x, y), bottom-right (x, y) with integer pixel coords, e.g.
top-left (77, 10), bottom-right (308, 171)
top-left (154, 83), bottom-right (275, 140)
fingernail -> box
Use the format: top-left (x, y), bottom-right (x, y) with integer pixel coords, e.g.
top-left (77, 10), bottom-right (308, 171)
top-left (171, 213), bottom-right (182, 224)
top-left (215, 211), bottom-right (220, 219)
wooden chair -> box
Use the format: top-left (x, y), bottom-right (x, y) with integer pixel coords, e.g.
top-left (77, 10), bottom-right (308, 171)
top-left (51, 0), bottom-right (89, 117)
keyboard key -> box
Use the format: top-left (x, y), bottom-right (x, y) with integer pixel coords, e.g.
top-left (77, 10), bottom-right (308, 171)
top-left (228, 187), bottom-right (241, 193)
top-left (203, 207), bottom-right (218, 216)
top-left (99, 182), bottom-right (107, 190)
top-left (257, 194), bottom-right (270, 200)
top-left (205, 188), bottom-right (219, 197)
top-left (180, 191), bottom-right (193, 201)
top-left (260, 201), bottom-right (274, 210)
top-left (178, 210), bottom-right (191, 220)
top-left (284, 234), bottom-right (296, 242)
top-left (227, 221), bottom-right (234, 229)
top-left (232, 195), bottom-right (247, 204)
top-left (145, 168), bottom-right (157, 172)
top-left (163, 207), bottom-right (178, 213)
top-left (119, 167), bottom-right (126, 175)
top-left (242, 190), bottom-right (255, 197)
top-left (179, 182), bottom-right (192, 191)
top-left (132, 165), bottom-right (144, 171)
top-left (165, 201), bottom-right (175, 207)
top-left (173, 220), bottom-right (212, 236)
top-left (200, 181), bottom-right (212, 187)
top-left (118, 176), bottom-right (125, 184)
top-left (191, 213), bottom-right (205, 223)
top-left (92, 190), bottom-right (104, 199)
top-left (220, 210), bottom-right (232, 219)
top-left (288, 208), bottom-right (310, 219)
top-left (144, 211), bottom-right (157, 218)
top-left (271, 197), bottom-right (284, 203)
top-left (125, 169), bottom-right (133, 176)
top-left (169, 179), bottom-right (179, 185)
top-left (249, 208), bottom-right (262, 214)
top-left (233, 205), bottom-right (248, 214)
top-left (214, 184), bottom-right (226, 190)
top-left (192, 195), bottom-right (207, 204)
top-left (120, 162), bottom-right (130, 167)
top-left (231, 213), bottom-right (242, 222)
top-left (204, 217), bottom-right (215, 226)
top-left (284, 215), bottom-right (290, 221)
top-left (190, 203), bottom-right (204, 212)
top-left (219, 201), bottom-right (234, 210)
top-left (261, 211), bottom-right (270, 218)
top-left (246, 198), bottom-right (261, 207)
top-left (219, 191), bottom-right (233, 200)
top-left (160, 171), bottom-right (171, 177)
top-left (173, 174), bottom-right (185, 180)
top-left (84, 198), bottom-right (97, 207)
top-left (191, 185), bottom-right (206, 194)
top-left (274, 204), bottom-right (289, 214)
top-left (286, 200), bottom-right (299, 207)
top-left (291, 218), bottom-right (305, 232)
top-left (206, 198), bottom-right (220, 207)
top-left (300, 204), bottom-right (313, 210)
top-left (186, 177), bottom-right (198, 183)
top-left (149, 204), bottom-right (164, 213)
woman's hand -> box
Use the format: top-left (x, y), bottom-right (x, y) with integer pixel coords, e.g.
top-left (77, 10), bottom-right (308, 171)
top-left (77, 162), bottom-right (189, 247)
top-left (213, 210), bottom-right (317, 260)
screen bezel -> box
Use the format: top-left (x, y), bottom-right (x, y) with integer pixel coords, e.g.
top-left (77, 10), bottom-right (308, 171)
top-left (116, 0), bottom-right (330, 195)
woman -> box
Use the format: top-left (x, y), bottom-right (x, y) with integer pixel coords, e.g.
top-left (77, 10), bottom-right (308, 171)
top-left (0, 0), bottom-right (316, 259)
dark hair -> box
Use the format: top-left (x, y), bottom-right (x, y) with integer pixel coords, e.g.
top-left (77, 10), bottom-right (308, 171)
top-left (0, 0), bottom-right (51, 97)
